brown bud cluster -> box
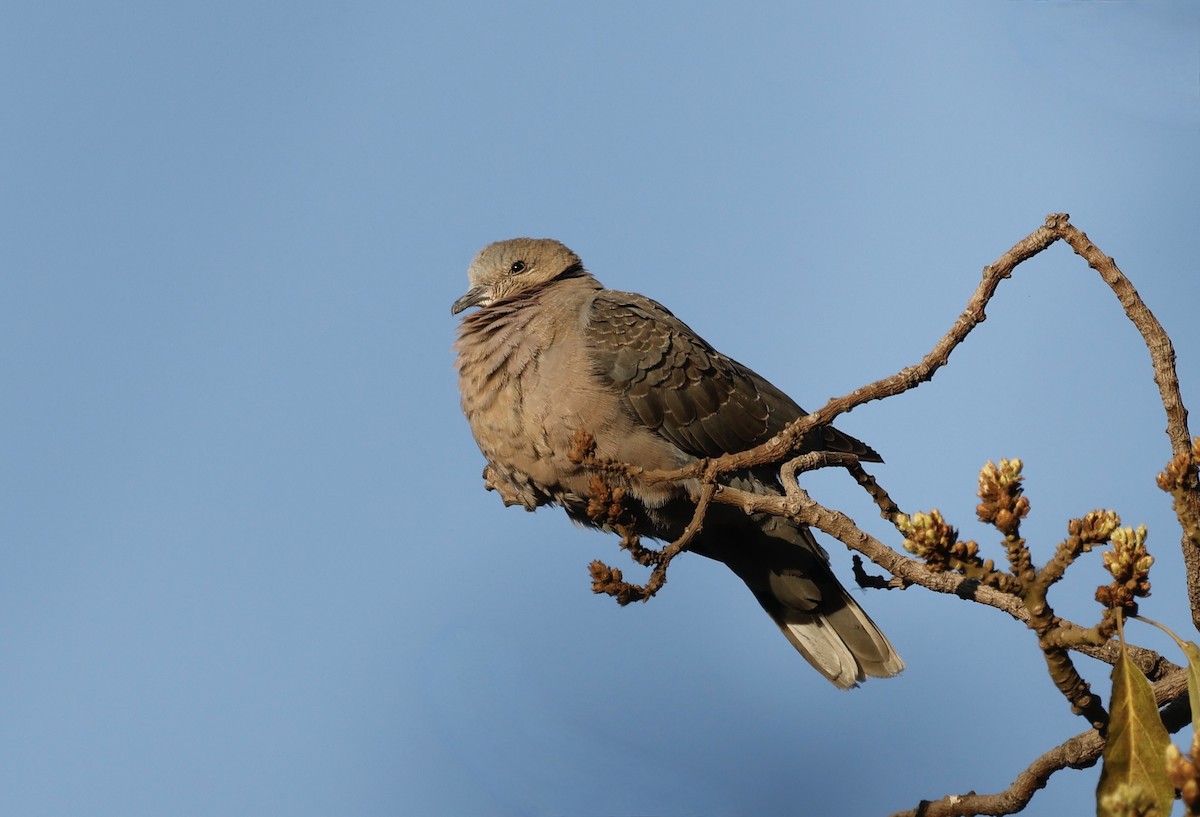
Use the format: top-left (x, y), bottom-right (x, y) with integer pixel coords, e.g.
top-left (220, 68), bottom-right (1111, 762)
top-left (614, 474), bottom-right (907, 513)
top-left (1096, 525), bottom-right (1153, 610)
top-left (1068, 509), bottom-right (1121, 547)
top-left (1157, 437), bottom-right (1200, 492)
top-left (586, 474), bottom-right (628, 527)
top-left (589, 561), bottom-right (645, 605)
top-left (976, 459), bottom-right (1030, 537)
top-left (898, 510), bottom-right (980, 572)
top-left (568, 428), bottom-right (598, 464)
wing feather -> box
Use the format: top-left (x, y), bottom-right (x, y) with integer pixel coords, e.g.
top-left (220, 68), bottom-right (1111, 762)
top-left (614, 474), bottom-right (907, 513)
top-left (585, 291), bottom-right (881, 461)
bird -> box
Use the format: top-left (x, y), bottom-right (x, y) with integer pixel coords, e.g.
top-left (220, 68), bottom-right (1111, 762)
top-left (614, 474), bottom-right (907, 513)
top-left (451, 238), bottom-right (903, 688)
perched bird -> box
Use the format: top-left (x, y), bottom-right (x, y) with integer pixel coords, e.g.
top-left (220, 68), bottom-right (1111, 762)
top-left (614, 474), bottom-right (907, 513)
top-left (452, 238), bottom-right (902, 687)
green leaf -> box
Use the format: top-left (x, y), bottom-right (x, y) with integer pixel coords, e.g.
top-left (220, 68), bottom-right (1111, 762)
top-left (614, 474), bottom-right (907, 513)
top-left (1180, 640), bottom-right (1200, 732)
top-left (1097, 639), bottom-right (1174, 817)
top-left (1133, 614), bottom-right (1200, 735)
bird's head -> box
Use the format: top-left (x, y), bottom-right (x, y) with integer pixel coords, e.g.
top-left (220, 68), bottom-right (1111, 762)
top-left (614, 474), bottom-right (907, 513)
top-left (451, 238), bottom-right (585, 315)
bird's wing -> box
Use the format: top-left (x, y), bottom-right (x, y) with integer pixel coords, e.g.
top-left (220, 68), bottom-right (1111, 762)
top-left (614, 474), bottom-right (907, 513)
top-left (585, 290), bottom-right (881, 461)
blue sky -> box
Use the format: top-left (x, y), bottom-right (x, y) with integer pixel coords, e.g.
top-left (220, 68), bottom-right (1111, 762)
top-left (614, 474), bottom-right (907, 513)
top-left (2, 2), bottom-right (1198, 815)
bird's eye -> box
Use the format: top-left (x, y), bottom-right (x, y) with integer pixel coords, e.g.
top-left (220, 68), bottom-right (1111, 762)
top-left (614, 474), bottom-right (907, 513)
top-left (508, 261), bottom-right (526, 275)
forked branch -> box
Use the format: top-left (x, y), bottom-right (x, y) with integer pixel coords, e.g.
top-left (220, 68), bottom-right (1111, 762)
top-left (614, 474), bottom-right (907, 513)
top-left (577, 215), bottom-right (1195, 817)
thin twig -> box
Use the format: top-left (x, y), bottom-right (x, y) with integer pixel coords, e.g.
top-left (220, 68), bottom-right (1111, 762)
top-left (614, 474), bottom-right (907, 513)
top-left (711, 481), bottom-right (1033, 624)
top-left (634, 217), bottom-right (1064, 495)
top-left (672, 481), bottom-right (717, 556)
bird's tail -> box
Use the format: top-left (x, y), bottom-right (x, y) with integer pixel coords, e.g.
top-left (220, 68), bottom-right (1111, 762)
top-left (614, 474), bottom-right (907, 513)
top-left (701, 513), bottom-right (903, 689)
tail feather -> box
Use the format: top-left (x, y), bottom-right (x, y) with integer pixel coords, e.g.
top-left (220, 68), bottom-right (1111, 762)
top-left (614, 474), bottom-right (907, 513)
top-left (698, 513), bottom-right (903, 688)
top-left (772, 576), bottom-right (904, 688)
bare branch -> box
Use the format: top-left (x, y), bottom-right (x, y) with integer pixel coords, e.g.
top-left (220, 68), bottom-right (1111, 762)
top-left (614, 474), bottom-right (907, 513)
top-left (623, 217), bottom-right (1067, 495)
top-left (888, 669), bottom-right (1191, 817)
top-left (710, 481), bottom-right (1034, 624)
top-left (1050, 218), bottom-right (1191, 458)
top-left (1049, 217), bottom-right (1200, 628)
top-left (889, 730), bottom-right (1104, 817)
top-left (710, 479), bottom-right (1182, 680)
top-left (571, 215), bottom-right (1194, 815)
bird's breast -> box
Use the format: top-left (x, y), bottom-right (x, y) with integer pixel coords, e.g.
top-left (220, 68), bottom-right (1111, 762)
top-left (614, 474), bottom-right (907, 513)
top-left (455, 295), bottom-right (695, 521)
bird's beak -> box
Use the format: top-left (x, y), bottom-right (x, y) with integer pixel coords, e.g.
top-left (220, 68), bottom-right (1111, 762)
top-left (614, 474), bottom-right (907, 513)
top-left (451, 285), bottom-right (491, 315)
